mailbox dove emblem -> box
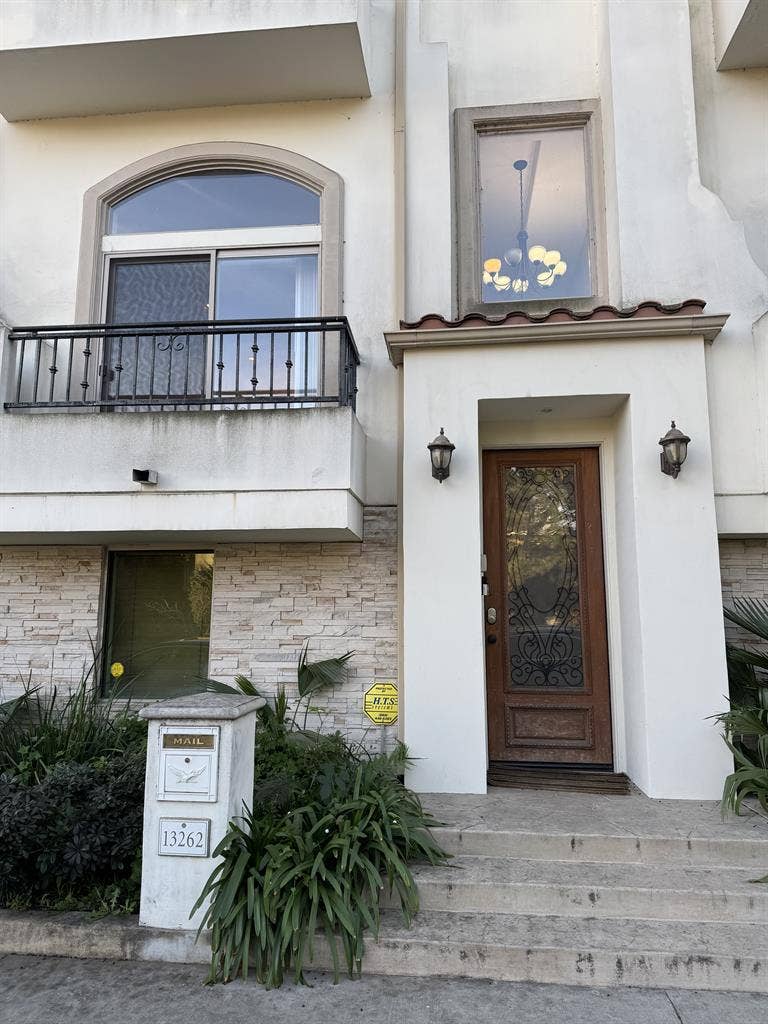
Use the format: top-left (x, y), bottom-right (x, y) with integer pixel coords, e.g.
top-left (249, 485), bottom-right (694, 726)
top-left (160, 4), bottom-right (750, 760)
top-left (168, 763), bottom-right (207, 785)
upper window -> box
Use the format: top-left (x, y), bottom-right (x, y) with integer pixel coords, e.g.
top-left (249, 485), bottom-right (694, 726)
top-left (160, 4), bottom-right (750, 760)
top-left (455, 101), bottom-right (605, 316)
top-left (108, 170), bottom-right (320, 234)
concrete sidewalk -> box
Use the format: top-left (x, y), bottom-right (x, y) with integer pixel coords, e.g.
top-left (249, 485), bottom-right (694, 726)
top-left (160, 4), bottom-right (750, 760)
top-left (1, 955), bottom-right (766, 1024)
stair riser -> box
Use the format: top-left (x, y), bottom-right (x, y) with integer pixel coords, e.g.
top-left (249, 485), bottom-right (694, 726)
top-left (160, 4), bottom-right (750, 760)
top-left (313, 939), bottom-right (768, 993)
top-left (393, 883), bottom-right (767, 923)
top-left (432, 829), bottom-right (768, 868)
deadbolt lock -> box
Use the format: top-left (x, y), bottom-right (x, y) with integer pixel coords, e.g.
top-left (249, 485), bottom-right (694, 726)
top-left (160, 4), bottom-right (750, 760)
top-left (486, 607), bottom-right (497, 625)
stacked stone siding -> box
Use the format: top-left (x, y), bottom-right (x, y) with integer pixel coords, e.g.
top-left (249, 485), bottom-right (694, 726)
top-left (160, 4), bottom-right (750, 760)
top-left (0, 546), bottom-right (103, 699)
top-left (208, 506), bottom-right (399, 751)
top-left (719, 538), bottom-right (768, 649)
top-left (0, 511), bottom-right (399, 747)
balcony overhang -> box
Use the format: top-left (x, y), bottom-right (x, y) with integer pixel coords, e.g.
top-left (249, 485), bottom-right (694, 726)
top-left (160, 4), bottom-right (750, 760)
top-left (712, 0), bottom-right (768, 70)
top-left (0, 406), bottom-right (366, 543)
top-left (0, 15), bottom-right (371, 121)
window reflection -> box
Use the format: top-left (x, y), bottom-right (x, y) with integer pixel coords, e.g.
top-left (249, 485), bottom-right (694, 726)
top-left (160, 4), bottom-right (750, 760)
top-left (109, 171), bottom-right (320, 234)
top-left (479, 128), bottom-right (591, 302)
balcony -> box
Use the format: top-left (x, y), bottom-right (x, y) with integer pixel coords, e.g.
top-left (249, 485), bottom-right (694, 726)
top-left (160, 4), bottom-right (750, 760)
top-left (4, 317), bottom-right (358, 412)
top-left (0, 0), bottom-right (372, 121)
top-left (0, 318), bottom-right (365, 544)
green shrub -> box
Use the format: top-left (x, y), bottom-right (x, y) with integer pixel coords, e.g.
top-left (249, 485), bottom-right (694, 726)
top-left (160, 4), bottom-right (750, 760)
top-left (0, 669), bottom-right (147, 911)
top-left (193, 668), bottom-right (449, 989)
top-left (0, 674), bottom-right (147, 784)
top-left (0, 752), bottom-right (145, 910)
top-left (716, 598), bottom-right (768, 816)
top-left (194, 749), bottom-right (447, 988)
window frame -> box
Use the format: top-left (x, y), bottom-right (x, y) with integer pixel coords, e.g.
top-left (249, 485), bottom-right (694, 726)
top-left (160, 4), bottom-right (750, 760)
top-left (454, 100), bottom-right (607, 317)
top-left (76, 142), bottom-right (343, 323)
top-left (100, 547), bottom-right (215, 700)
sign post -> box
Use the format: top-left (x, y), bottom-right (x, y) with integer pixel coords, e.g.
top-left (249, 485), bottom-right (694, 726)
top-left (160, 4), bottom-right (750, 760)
top-left (138, 692), bottom-right (263, 931)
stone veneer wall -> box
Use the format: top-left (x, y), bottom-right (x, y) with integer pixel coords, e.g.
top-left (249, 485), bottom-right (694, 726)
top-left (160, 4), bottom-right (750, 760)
top-left (0, 511), bottom-right (399, 749)
top-left (719, 538), bottom-right (768, 649)
top-left (0, 546), bottom-right (103, 699)
top-left (207, 505), bottom-right (399, 751)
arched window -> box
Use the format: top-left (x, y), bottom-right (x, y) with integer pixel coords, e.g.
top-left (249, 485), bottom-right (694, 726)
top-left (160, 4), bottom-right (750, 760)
top-left (75, 143), bottom-right (343, 406)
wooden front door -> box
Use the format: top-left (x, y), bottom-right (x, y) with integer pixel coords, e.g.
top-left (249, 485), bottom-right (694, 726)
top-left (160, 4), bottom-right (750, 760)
top-left (483, 448), bottom-right (613, 766)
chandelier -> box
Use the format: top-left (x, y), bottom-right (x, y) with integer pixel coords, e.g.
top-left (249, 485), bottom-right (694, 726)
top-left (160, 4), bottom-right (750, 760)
top-left (483, 158), bottom-right (567, 295)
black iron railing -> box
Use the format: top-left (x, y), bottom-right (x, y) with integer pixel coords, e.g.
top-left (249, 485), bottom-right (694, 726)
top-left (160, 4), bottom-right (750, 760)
top-left (4, 317), bottom-right (359, 411)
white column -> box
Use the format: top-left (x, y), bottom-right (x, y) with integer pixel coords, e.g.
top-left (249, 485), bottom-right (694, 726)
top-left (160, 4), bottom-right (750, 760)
top-left (138, 693), bottom-right (262, 932)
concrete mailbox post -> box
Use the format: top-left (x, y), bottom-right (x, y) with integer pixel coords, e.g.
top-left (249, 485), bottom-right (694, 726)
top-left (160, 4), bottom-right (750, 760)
top-left (138, 692), bottom-right (263, 931)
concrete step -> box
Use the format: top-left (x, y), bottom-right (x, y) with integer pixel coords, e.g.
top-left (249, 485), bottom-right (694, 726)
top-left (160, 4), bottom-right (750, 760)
top-left (431, 826), bottom-right (768, 868)
top-left (397, 855), bottom-right (767, 922)
top-left (316, 910), bottom-right (768, 992)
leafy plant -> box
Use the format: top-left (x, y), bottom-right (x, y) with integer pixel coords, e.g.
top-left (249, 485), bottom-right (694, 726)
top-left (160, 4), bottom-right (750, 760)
top-left (193, 749), bottom-right (448, 988)
top-left (0, 754), bottom-right (145, 909)
top-left (0, 669), bottom-right (146, 784)
top-left (193, 647), bottom-right (448, 988)
top-left (716, 598), bottom-right (768, 817)
top-left (0, 656), bottom-right (147, 911)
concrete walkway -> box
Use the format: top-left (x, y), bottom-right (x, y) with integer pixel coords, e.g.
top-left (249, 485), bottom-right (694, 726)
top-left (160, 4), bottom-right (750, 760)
top-left (1, 955), bottom-right (766, 1024)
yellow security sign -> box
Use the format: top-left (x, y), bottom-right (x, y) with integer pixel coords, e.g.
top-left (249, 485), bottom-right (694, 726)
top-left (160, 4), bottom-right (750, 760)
top-left (364, 681), bottom-right (398, 725)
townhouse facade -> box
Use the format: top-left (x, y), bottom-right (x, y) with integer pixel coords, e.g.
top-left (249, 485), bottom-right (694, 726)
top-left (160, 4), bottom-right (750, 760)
top-left (0, 0), bottom-right (766, 798)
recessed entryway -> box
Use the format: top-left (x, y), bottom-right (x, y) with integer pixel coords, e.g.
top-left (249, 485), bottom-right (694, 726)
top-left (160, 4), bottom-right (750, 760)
top-left (482, 448), bottom-right (614, 781)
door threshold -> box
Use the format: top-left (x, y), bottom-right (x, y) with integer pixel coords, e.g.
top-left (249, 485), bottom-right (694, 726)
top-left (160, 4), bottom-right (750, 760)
top-left (487, 762), bottom-right (631, 795)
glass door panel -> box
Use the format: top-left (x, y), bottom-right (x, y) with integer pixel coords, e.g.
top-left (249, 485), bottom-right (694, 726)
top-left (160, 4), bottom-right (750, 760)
top-left (214, 253), bottom-right (318, 400)
top-left (105, 257), bottom-right (210, 401)
top-left (504, 464), bottom-right (584, 690)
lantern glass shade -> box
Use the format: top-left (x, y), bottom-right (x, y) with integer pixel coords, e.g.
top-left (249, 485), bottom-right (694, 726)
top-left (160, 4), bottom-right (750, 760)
top-left (659, 421), bottom-right (691, 478)
top-left (427, 428), bottom-right (455, 482)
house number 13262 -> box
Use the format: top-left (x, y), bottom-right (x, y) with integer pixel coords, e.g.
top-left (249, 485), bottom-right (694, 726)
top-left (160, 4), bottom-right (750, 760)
top-left (158, 818), bottom-right (210, 858)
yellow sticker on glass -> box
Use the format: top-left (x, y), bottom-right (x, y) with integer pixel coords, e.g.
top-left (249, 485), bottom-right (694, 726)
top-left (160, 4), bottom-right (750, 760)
top-left (110, 662), bottom-right (125, 679)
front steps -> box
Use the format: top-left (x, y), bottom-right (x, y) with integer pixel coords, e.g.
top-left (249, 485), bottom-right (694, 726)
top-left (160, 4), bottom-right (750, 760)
top-left (352, 800), bottom-right (768, 993)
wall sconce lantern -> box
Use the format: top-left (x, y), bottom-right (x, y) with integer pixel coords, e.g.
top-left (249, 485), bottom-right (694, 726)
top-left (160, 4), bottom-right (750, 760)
top-left (428, 428), bottom-right (455, 482)
top-left (659, 421), bottom-right (690, 479)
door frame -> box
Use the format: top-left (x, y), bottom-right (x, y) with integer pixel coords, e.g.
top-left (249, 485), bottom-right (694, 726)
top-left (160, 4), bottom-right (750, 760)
top-left (479, 429), bottom-right (626, 775)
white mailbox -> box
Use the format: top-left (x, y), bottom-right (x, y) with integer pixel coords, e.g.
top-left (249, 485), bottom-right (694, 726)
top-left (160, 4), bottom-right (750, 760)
top-left (139, 693), bottom-right (262, 931)
top-left (157, 725), bottom-right (219, 802)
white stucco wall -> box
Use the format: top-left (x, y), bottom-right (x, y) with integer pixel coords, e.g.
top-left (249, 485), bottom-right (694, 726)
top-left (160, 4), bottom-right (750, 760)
top-left (400, 329), bottom-right (732, 799)
top-left (0, 1), bottom-right (395, 504)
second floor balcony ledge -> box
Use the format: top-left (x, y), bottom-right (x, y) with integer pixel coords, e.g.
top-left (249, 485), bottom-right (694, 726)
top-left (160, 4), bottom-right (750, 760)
top-left (0, 320), bottom-right (366, 544)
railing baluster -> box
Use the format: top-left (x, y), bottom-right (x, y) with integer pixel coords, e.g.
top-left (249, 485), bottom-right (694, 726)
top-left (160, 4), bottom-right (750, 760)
top-left (183, 333), bottom-right (190, 404)
top-left (250, 333), bottom-right (259, 396)
top-left (64, 337), bottom-right (74, 402)
top-left (132, 336), bottom-right (139, 400)
top-left (166, 333), bottom-right (174, 398)
top-left (286, 332), bottom-right (293, 406)
top-left (148, 331), bottom-right (158, 400)
top-left (269, 332), bottom-right (275, 408)
top-left (81, 336), bottom-right (92, 402)
top-left (303, 330), bottom-right (309, 399)
top-left (321, 328), bottom-right (326, 398)
top-left (32, 336), bottom-right (42, 404)
top-left (15, 338), bottom-right (25, 404)
top-left (114, 332), bottom-right (124, 399)
top-left (47, 337), bottom-right (59, 403)
top-left (234, 332), bottom-right (240, 403)
top-left (216, 332), bottom-right (224, 398)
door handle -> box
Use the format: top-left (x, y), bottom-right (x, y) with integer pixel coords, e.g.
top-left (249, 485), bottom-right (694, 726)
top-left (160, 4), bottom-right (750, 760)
top-left (486, 634), bottom-right (497, 645)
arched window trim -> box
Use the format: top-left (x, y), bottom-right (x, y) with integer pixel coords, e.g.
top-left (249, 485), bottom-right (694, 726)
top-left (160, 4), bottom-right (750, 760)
top-left (76, 142), bottom-right (343, 322)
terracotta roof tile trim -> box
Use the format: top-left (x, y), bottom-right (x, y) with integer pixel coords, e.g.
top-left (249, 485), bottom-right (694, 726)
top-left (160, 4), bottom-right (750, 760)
top-left (400, 300), bottom-right (707, 331)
